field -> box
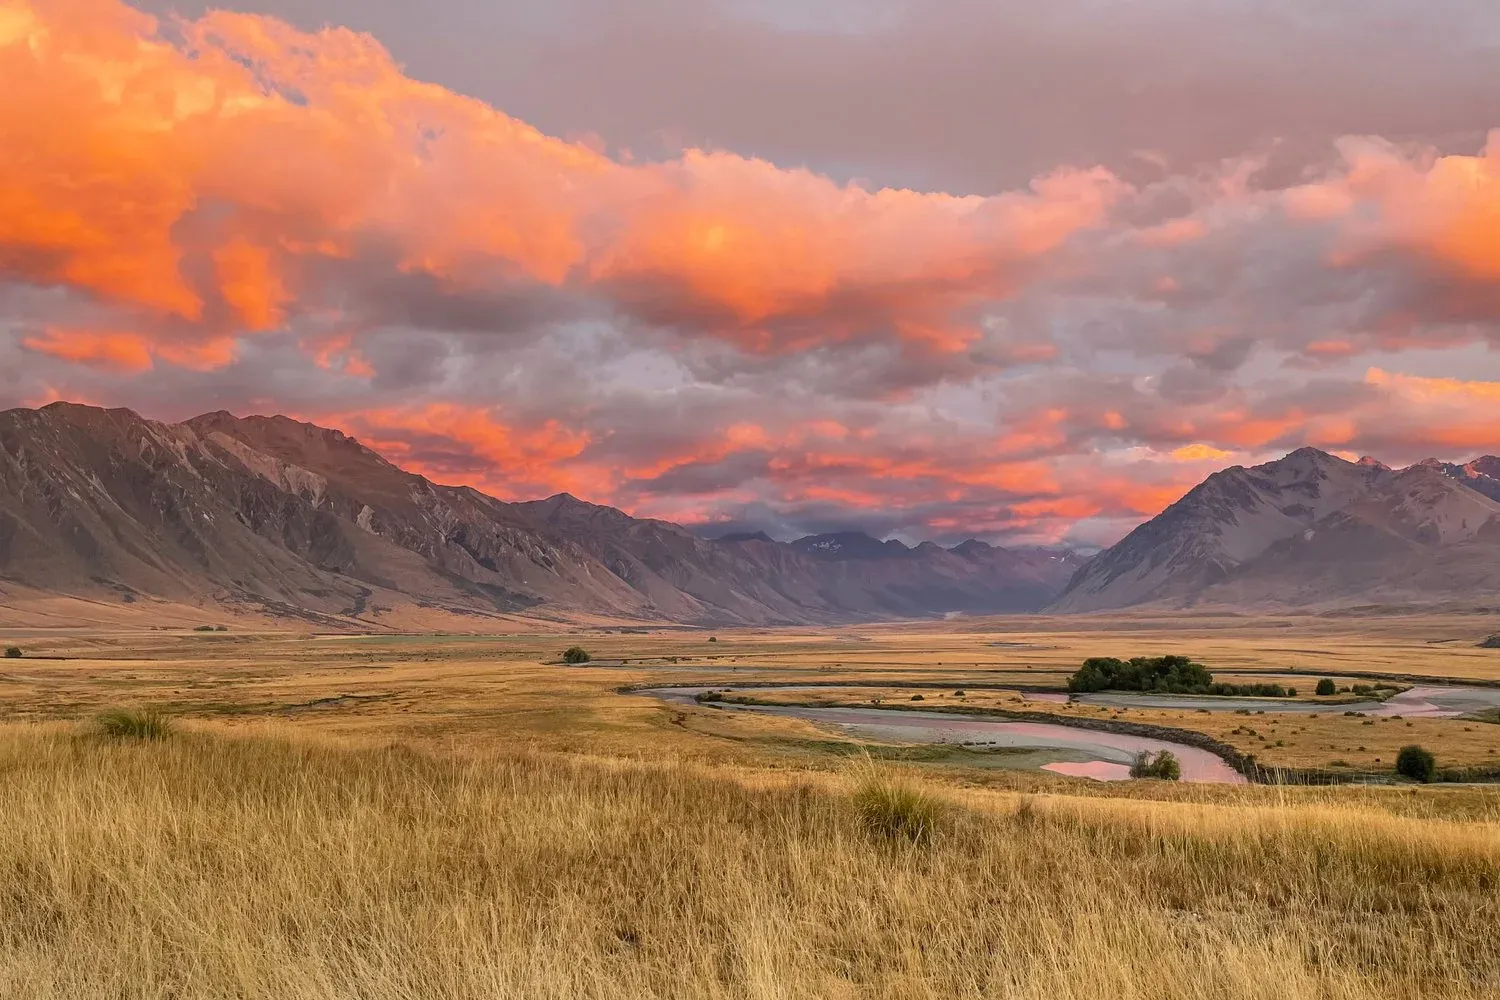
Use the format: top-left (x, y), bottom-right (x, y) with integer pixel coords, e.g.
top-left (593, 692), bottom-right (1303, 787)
top-left (1, 612), bottom-right (1499, 997)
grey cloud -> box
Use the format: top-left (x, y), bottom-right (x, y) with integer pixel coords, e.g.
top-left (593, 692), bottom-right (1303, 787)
top-left (138, 0), bottom-right (1500, 194)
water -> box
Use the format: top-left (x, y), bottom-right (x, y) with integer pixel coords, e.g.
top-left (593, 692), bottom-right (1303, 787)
top-left (1070, 684), bottom-right (1500, 718)
top-left (643, 687), bottom-right (1246, 784)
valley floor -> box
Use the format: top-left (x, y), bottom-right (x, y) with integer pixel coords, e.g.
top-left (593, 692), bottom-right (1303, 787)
top-left (1, 612), bottom-right (1498, 997)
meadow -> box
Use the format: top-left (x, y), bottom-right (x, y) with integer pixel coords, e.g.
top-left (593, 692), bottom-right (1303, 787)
top-left (0, 612), bottom-right (1498, 997)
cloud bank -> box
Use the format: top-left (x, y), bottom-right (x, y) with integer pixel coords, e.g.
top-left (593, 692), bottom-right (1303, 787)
top-left (4, 0), bottom-right (1500, 547)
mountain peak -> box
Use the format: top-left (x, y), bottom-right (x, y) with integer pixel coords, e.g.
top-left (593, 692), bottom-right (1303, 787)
top-left (791, 531), bottom-right (911, 560)
top-left (1357, 455), bottom-right (1390, 469)
top-left (716, 530), bottom-right (774, 544)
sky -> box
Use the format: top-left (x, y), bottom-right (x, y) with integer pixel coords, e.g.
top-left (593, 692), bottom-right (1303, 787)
top-left (3, 0), bottom-right (1500, 548)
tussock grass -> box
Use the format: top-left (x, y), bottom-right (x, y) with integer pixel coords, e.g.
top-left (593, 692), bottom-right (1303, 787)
top-left (0, 722), bottom-right (1496, 998)
top-left (94, 707), bottom-right (173, 741)
top-left (849, 757), bottom-right (946, 845)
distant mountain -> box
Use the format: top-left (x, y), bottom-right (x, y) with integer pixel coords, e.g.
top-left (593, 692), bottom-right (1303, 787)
top-left (1421, 456), bottom-right (1500, 503)
top-left (1054, 447), bottom-right (1500, 612)
top-left (0, 403), bottom-right (1080, 627)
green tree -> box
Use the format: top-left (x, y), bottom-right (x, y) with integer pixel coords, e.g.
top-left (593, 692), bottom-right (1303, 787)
top-left (1315, 678), bottom-right (1336, 696)
top-left (1395, 745), bottom-right (1436, 783)
top-left (1129, 750), bottom-right (1181, 780)
top-left (561, 646), bottom-right (591, 665)
top-left (3, 646), bottom-right (20, 659)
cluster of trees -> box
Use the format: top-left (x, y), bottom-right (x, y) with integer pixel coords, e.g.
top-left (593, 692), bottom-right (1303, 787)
top-left (1066, 655), bottom-right (1297, 697)
top-left (1129, 750), bottom-right (1181, 780)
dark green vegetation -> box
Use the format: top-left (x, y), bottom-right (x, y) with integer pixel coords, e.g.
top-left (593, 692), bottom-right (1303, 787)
top-left (1396, 745), bottom-right (1437, 783)
top-left (1316, 678), bottom-right (1337, 696)
top-left (1129, 750), bottom-right (1182, 781)
top-left (1067, 655), bottom-right (1296, 697)
top-left (562, 646), bottom-right (592, 664)
top-left (3, 646), bottom-right (20, 658)
top-left (96, 708), bottom-right (174, 741)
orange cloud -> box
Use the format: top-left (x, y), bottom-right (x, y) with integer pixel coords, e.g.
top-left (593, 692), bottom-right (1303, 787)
top-left (321, 403), bottom-right (596, 499)
top-left (22, 329), bottom-right (153, 373)
top-left (0, 0), bottom-right (1120, 370)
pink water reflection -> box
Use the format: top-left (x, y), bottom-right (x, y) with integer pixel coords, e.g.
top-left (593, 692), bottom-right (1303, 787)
top-left (1043, 761), bottom-right (1132, 781)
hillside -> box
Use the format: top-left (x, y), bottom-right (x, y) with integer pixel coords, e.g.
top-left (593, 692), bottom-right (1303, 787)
top-left (0, 403), bottom-right (1076, 627)
top-left (1054, 448), bottom-right (1500, 612)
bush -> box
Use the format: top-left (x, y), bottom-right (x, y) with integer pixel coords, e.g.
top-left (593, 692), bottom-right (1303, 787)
top-left (3, 646), bottom-right (20, 659)
top-left (561, 646), bottom-right (591, 664)
top-left (707, 636), bottom-right (717, 643)
top-left (96, 708), bottom-right (173, 741)
top-left (1129, 750), bottom-right (1182, 781)
top-left (910, 694), bottom-right (925, 701)
top-left (851, 767), bottom-right (944, 845)
top-left (1315, 678), bottom-right (1336, 696)
top-left (1395, 745), bottom-right (1436, 783)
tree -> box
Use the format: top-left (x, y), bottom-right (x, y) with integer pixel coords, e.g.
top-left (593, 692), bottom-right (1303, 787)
top-left (3, 646), bottom-right (20, 659)
top-left (1129, 750), bottom-right (1181, 780)
top-left (1315, 678), bottom-right (1336, 696)
top-left (561, 646), bottom-right (591, 665)
top-left (1396, 745), bottom-right (1436, 783)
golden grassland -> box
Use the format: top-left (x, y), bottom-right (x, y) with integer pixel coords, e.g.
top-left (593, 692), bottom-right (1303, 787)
top-left (1, 721), bottom-right (1498, 999)
top-left (2, 611), bottom-right (1498, 771)
top-left (1, 613), bottom-right (1499, 996)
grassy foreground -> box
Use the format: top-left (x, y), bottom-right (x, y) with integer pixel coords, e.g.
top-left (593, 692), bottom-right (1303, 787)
top-left (0, 723), bottom-right (1496, 999)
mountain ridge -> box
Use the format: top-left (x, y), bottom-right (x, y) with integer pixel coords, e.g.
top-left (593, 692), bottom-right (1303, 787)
top-left (0, 402), bottom-right (1080, 627)
top-left (1053, 446), bottom-right (1500, 612)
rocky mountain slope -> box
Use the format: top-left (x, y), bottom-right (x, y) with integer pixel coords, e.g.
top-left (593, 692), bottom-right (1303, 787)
top-left (0, 403), bottom-right (1078, 627)
top-left (1053, 448), bottom-right (1500, 612)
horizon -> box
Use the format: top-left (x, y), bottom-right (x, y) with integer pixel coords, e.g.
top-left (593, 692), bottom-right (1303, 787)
top-left (4, 0), bottom-right (1500, 549)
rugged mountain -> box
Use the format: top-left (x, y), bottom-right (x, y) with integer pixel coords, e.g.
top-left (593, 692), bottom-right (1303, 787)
top-left (1424, 456), bottom-right (1500, 503)
top-left (1053, 448), bottom-right (1500, 612)
top-left (0, 403), bottom-right (1076, 626)
top-left (720, 531), bottom-right (1084, 617)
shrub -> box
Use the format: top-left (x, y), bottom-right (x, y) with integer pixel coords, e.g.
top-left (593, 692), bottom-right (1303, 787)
top-left (193, 625), bottom-right (216, 632)
top-left (1396, 745), bottom-right (1436, 783)
top-left (707, 636), bottom-right (717, 643)
top-left (851, 766), bottom-right (944, 845)
top-left (910, 694), bottom-right (925, 701)
top-left (1315, 678), bottom-right (1336, 696)
top-left (561, 646), bottom-right (591, 664)
top-left (96, 708), bottom-right (173, 741)
top-left (3, 646), bottom-right (20, 659)
top-left (953, 689), bottom-right (966, 697)
top-left (1129, 750), bottom-right (1181, 781)
top-left (694, 690), bottom-right (723, 703)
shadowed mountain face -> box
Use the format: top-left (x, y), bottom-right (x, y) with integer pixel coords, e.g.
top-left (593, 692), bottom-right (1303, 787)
top-left (0, 403), bottom-right (1079, 626)
top-left (1054, 448), bottom-right (1500, 612)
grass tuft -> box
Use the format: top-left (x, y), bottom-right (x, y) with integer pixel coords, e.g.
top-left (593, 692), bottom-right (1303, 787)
top-left (849, 759), bottom-right (945, 845)
top-left (95, 708), bottom-right (174, 741)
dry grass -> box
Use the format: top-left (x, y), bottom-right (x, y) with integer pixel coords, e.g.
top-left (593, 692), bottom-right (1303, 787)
top-left (0, 721), bottom-right (1497, 999)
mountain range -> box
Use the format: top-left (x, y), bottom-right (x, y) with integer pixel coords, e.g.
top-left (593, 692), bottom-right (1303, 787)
top-left (0, 403), bottom-right (1081, 628)
top-left (1055, 447), bottom-right (1500, 612)
top-left (8, 402), bottom-right (1500, 626)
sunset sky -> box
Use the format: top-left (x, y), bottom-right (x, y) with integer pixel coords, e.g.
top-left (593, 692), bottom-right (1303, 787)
top-left (4, 0), bottom-right (1500, 547)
